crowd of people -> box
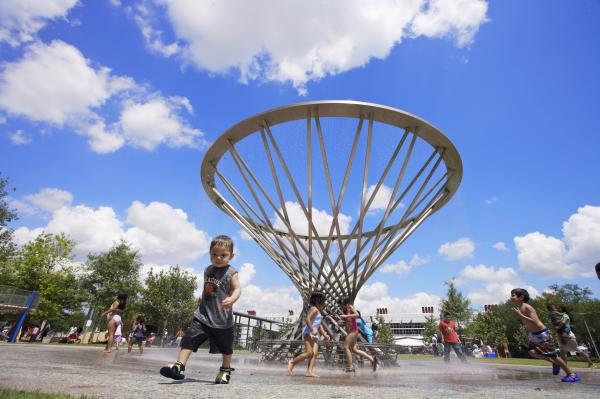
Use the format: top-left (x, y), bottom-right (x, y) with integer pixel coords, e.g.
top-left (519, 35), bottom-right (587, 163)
top-left (4, 236), bottom-right (597, 386)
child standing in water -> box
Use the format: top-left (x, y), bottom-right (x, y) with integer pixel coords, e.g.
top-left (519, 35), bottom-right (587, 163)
top-left (511, 288), bottom-right (580, 383)
top-left (548, 304), bottom-right (594, 368)
top-left (160, 235), bottom-right (241, 384)
top-left (339, 298), bottom-right (377, 372)
top-left (287, 291), bottom-right (330, 377)
top-left (100, 293), bottom-right (127, 353)
top-left (128, 315), bottom-right (146, 355)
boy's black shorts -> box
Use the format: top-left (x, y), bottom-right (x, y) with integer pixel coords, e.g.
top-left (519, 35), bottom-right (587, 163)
top-left (181, 318), bottom-right (234, 355)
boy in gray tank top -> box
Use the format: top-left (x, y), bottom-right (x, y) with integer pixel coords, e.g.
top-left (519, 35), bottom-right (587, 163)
top-left (160, 235), bottom-right (241, 384)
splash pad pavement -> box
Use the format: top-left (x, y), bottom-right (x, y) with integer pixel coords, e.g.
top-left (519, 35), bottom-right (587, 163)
top-left (0, 344), bottom-right (598, 399)
top-left (0, 344), bottom-right (600, 399)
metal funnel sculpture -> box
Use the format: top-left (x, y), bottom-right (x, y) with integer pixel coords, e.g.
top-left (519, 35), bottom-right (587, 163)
top-left (201, 101), bottom-right (462, 358)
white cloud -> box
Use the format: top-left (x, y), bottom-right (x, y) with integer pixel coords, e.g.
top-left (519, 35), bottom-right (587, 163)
top-left (11, 191), bottom-right (210, 264)
top-left (485, 196), bottom-right (498, 204)
top-left (562, 205), bottom-right (600, 267)
top-left (438, 237), bottom-right (474, 260)
top-left (273, 201), bottom-right (351, 236)
top-left (237, 262), bottom-right (256, 287)
top-left (124, 201), bottom-right (210, 264)
top-left (457, 263), bottom-right (539, 305)
top-left (24, 188), bottom-right (73, 213)
top-left (493, 241), bottom-right (509, 251)
top-left (514, 231), bottom-right (589, 279)
top-left (9, 129), bottom-right (31, 145)
top-left (232, 263), bottom-right (303, 316)
top-left (0, 40), bottom-right (123, 125)
top-left (119, 97), bottom-right (203, 150)
top-left (381, 253), bottom-right (429, 275)
top-left (0, 40), bottom-right (204, 153)
top-left (13, 226), bottom-right (45, 246)
top-left (458, 264), bottom-right (520, 284)
top-left (365, 184), bottom-right (393, 211)
top-left (239, 229), bottom-right (253, 241)
top-left (515, 205), bottom-right (600, 278)
top-left (135, 0), bottom-right (489, 94)
top-left (410, 0), bottom-right (489, 47)
top-left (0, 0), bottom-right (78, 46)
top-left (467, 282), bottom-right (540, 306)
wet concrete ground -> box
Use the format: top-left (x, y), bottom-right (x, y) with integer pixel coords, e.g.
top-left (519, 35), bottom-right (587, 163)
top-left (0, 344), bottom-right (599, 398)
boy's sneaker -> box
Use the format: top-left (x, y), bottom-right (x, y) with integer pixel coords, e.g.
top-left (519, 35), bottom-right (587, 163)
top-left (215, 367), bottom-right (234, 384)
top-left (561, 374), bottom-right (581, 383)
top-left (160, 362), bottom-right (185, 380)
top-left (552, 363), bottom-right (560, 375)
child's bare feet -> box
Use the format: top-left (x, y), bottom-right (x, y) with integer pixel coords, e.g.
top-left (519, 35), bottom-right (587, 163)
top-left (305, 373), bottom-right (320, 378)
top-left (101, 349), bottom-right (111, 353)
top-left (287, 360), bottom-right (294, 375)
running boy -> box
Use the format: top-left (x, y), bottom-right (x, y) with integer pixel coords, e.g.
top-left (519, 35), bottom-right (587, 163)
top-left (548, 304), bottom-right (594, 368)
top-left (438, 313), bottom-right (466, 363)
top-left (160, 235), bottom-right (241, 384)
top-left (510, 288), bottom-right (580, 383)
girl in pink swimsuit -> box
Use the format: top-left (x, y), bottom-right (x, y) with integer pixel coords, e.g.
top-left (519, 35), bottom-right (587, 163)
top-left (338, 298), bottom-right (377, 372)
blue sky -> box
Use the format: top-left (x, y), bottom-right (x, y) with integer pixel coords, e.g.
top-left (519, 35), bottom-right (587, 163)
top-left (1, 0), bottom-right (599, 317)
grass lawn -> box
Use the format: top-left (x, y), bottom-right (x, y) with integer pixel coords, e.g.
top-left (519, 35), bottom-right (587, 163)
top-left (0, 387), bottom-right (91, 399)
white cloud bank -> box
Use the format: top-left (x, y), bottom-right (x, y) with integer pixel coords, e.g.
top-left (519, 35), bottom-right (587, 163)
top-left (457, 264), bottom-right (540, 305)
top-left (514, 205), bottom-right (599, 279)
top-left (438, 237), bottom-right (474, 260)
top-left (12, 188), bottom-right (210, 265)
top-left (135, 0), bottom-right (489, 94)
top-left (0, 0), bottom-right (78, 46)
top-left (0, 40), bottom-right (205, 153)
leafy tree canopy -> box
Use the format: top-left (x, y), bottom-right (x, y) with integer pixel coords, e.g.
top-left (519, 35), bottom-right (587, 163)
top-left (80, 240), bottom-right (143, 312)
top-left (0, 174), bottom-right (18, 263)
top-left (0, 233), bottom-right (85, 330)
top-left (421, 314), bottom-right (439, 344)
top-left (140, 265), bottom-right (197, 332)
top-left (439, 280), bottom-right (472, 329)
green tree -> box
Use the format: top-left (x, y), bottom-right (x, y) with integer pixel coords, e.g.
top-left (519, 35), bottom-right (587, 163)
top-left (81, 240), bottom-right (143, 313)
top-left (0, 174), bottom-right (18, 264)
top-left (140, 265), bottom-right (197, 333)
top-left (439, 280), bottom-right (472, 331)
top-left (0, 233), bottom-right (85, 330)
top-left (421, 314), bottom-right (439, 344)
top-left (376, 316), bottom-right (394, 344)
top-left (466, 309), bottom-right (507, 347)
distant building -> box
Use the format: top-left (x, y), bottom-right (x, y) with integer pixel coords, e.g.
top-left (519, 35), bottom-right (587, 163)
top-left (369, 306), bottom-right (438, 346)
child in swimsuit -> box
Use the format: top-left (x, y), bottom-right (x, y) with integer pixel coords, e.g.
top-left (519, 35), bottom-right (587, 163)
top-left (287, 291), bottom-right (330, 377)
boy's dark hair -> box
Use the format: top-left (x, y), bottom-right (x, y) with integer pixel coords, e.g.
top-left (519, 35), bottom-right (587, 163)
top-left (136, 315), bottom-right (145, 323)
top-left (309, 291), bottom-right (326, 306)
top-left (443, 312), bottom-right (451, 317)
top-left (210, 235), bottom-right (234, 252)
top-left (510, 288), bottom-right (530, 303)
top-left (371, 323), bottom-right (379, 331)
top-left (117, 293), bottom-right (128, 309)
top-left (596, 262), bottom-right (600, 276)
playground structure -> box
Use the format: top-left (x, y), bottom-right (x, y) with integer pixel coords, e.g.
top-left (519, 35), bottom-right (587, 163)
top-left (0, 285), bottom-right (40, 342)
top-left (201, 101), bottom-right (462, 362)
